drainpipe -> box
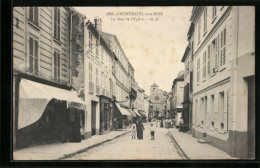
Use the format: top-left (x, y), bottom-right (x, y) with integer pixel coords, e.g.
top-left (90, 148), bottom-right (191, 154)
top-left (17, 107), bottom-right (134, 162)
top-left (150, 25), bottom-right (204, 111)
top-left (69, 10), bottom-right (73, 85)
top-left (231, 6), bottom-right (239, 157)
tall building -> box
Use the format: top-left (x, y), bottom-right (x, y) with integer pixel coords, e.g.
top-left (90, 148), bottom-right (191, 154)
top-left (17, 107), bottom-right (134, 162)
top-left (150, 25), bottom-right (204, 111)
top-left (171, 72), bottom-right (184, 127)
top-left (13, 7), bottom-right (86, 148)
top-left (84, 19), bottom-right (117, 136)
top-left (181, 24), bottom-right (195, 131)
top-left (189, 6), bottom-right (255, 158)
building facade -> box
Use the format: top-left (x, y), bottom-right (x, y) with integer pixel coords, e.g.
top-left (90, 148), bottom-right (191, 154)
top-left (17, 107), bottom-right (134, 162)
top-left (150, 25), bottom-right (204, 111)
top-left (171, 72), bottom-right (184, 127)
top-left (190, 6), bottom-right (255, 158)
top-left (181, 25), bottom-right (195, 131)
top-left (84, 19), bottom-right (116, 136)
top-left (149, 83), bottom-right (167, 119)
top-left (13, 7), bottom-right (86, 148)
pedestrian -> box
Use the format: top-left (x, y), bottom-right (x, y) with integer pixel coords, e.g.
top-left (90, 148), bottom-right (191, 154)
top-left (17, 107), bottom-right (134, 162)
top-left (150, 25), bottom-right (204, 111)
top-left (150, 123), bottom-right (155, 140)
top-left (131, 125), bottom-right (136, 139)
top-left (136, 120), bottom-right (145, 140)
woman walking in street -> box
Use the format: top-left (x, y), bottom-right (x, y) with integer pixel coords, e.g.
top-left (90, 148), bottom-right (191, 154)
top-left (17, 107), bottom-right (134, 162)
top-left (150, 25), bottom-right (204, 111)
top-left (136, 120), bottom-right (145, 139)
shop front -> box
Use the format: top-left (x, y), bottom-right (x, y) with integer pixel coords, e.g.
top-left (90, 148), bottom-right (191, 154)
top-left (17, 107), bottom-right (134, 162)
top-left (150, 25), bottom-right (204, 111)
top-left (99, 95), bottom-right (113, 135)
top-left (16, 78), bottom-right (86, 149)
top-left (114, 102), bottom-right (132, 129)
top-left (138, 110), bottom-right (147, 123)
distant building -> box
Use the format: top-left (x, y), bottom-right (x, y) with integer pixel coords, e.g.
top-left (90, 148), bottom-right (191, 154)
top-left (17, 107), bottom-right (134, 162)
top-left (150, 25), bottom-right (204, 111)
top-left (189, 6), bottom-right (255, 158)
top-left (171, 73), bottom-right (184, 127)
top-left (149, 83), bottom-right (167, 119)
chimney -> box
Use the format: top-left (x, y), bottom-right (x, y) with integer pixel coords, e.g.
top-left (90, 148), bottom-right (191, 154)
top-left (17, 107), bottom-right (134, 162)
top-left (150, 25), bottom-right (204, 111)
top-left (94, 18), bottom-right (102, 31)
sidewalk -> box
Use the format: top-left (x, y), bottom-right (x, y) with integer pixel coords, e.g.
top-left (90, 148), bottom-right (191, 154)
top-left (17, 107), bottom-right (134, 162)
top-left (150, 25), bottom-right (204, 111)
top-left (13, 129), bottom-right (131, 160)
top-left (169, 128), bottom-right (237, 159)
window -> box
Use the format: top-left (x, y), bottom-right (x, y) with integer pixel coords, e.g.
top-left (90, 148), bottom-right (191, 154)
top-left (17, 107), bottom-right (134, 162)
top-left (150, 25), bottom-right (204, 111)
top-left (96, 68), bottom-right (99, 85)
top-left (89, 62), bottom-right (94, 93)
top-left (54, 7), bottom-right (60, 41)
top-left (207, 45), bottom-right (210, 75)
top-left (185, 61), bottom-right (189, 77)
top-left (198, 19), bottom-right (201, 43)
top-left (29, 7), bottom-right (38, 25)
top-left (212, 6), bottom-right (217, 21)
top-left (96, 40), bottom-right (99, 57)
top-left (89, 31), bottom-right (93, 50)
top-left (218, 92), bottom-right (224, 130)
top-left (220, 28), bottom-right (226, 66)
top-left (28, 37), bottom-right (39, 75)
top-left (101, 47), bottom-right (104, 63)
top-left (54, 50), bottom-right (60, 82)
top-left (210, 37), bottom-right (219, 74)
top-left (200, 98), bottom-right (204, 126)
top-left (203, 7), bottom-right (207, 33)
top-left (197, 58), bottom-right (200, 83)
top-left (191, 41), bottom-right (194, 61)
top-left (210, 94), bottom-right (215, 129)
top-left (203, 51), bottom-right (206, 78)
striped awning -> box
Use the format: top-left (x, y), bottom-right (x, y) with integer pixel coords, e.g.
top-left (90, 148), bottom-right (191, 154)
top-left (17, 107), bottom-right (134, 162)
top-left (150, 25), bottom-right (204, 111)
top-left (115, 102), bottom-right (132, 116)
top-left (18, 79), bottom-right (86, 129)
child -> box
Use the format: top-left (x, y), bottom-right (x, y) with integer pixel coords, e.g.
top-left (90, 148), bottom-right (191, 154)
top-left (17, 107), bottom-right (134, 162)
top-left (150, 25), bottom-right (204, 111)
top-left (150, 123), bottom-right (155, 140)
top-left (131, 126), bottom-right (136, 139)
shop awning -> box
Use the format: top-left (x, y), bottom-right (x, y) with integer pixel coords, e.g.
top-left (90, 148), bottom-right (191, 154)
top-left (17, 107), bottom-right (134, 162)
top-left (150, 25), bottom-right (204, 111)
top-left (115, 102), bottom-right (132, 116)
top-left (138, 110), bottom-right (147, 117)
top-left (133, 109), bottom-right (141, 117)
top-left (18, 79), bottom-right (86, 129)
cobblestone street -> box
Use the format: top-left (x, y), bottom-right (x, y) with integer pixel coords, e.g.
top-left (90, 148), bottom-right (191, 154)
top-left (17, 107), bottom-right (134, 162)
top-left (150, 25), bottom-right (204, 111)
top-left (67, 124), bottom-right (183, 160)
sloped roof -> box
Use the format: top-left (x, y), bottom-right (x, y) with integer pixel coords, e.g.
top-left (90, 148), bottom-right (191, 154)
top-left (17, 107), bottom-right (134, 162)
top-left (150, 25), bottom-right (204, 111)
top-left (151, 83), bottom-right (159, 87)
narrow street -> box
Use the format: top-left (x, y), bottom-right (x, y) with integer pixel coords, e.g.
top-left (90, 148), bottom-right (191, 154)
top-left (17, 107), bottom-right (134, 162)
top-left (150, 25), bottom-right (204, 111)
top-left (67, 123), bottom-right (183, 160)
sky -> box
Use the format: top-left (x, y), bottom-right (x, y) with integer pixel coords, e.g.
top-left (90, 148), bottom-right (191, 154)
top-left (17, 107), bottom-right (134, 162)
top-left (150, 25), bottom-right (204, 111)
top-left (75, 7), bottom-right (192, 94)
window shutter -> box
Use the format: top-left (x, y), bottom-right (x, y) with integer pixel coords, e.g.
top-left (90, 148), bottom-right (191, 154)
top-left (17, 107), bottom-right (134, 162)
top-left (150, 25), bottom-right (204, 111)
top-left (29, 7), bottom-right (33, 21)
top-left (57, 53), bottom-right (60, 82)
top-left (54, 51), bottom-right (57, 81)
top-left (208, 45), bottom-right (210, 75)
top-left (29, 37), bottom-right (33, 73)
top-left (57, 8), bottom-right (60, 40)
top-left (34, 7), bottom-right (38, 25)
top-left (34, 40), bottom-right (39, 75)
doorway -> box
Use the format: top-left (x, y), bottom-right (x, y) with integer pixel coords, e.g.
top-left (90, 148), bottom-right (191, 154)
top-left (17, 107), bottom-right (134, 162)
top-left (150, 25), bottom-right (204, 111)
top-left (247, 76), bottom-right (255, 158)
top-left (91, 101), bottom-right (97, 135)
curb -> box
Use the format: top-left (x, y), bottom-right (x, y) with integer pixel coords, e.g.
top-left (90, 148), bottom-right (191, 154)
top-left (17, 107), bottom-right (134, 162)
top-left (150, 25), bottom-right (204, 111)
top-left (57, 130), bottom-right (131, 160)
top-left (168, 131), bottom-right (189, 160)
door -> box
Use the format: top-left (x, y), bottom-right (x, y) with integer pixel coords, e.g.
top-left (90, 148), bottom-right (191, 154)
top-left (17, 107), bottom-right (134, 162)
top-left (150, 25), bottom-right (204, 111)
top-left (247, 76), bottom-right (255, 158)
top-left (91, 101), bottom-right (97, 135)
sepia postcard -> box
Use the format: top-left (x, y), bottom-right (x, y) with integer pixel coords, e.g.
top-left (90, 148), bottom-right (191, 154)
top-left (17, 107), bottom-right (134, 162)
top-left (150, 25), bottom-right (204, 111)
top-left (12, 6), bottom-right (255, 161)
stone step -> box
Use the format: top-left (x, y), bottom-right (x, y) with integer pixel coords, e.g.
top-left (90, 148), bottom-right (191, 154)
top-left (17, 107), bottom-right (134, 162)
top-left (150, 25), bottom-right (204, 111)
top-left (197, 139), bottom-right (207, 144)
